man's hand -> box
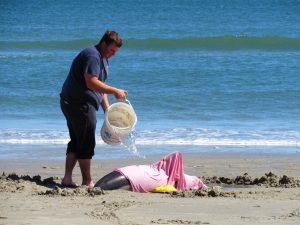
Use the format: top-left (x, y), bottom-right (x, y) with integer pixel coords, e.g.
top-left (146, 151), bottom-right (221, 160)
top-left (114, 89), bottom-right (128, 101)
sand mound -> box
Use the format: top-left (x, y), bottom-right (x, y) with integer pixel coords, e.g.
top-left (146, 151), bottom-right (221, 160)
top-left (0, 172), bottom-right (104, 196)
top-left (202, 172), bottom-right (300, 188)
top-left (1, 171), bottom-right (299, 199)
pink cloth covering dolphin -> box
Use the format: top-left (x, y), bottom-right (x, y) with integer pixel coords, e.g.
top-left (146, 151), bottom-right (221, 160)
top-left (116, 151), bottom-right (207, 193)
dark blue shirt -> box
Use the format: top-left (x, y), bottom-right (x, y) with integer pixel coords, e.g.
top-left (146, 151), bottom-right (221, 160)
top-left (60, 46), bottom-right (108, 110)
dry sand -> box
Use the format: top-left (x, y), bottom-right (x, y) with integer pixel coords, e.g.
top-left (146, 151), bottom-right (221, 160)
top-left (0, 152), bottom-right (300, 225)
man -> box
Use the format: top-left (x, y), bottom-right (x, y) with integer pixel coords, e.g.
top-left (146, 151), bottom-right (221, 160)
top-left (60, 30), bottom-right (127, 187)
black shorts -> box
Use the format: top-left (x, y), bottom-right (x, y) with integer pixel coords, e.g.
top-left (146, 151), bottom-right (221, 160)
top-left (60, 99), bottom-right (97, 159)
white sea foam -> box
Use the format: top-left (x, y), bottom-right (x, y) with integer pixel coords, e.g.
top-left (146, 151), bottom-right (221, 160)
top-left (0, 128), bottom-right (299, 147)
top-left (0, 138), bottom-right (299, 147)
top-left (134, 138), bottom-right (300, 147)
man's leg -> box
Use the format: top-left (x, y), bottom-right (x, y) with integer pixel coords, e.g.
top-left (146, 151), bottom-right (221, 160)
top-left (78, 159), bottom-right (94, 187)
top-left (77, 103), bottom-right (96, 188)
top-left (60, 99), bottom-right (78, 187)
top-left (62, 152), bottom-right (78, 187)
top-left (62, 102), bottom-right (96, 188)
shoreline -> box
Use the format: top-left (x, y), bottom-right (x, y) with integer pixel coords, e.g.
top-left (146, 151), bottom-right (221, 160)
top-left (1, 151), bottom-right (300, 178)
top-left (0, 143), bottom-right (299, 161)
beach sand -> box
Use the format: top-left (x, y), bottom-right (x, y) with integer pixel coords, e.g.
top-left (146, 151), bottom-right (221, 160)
top-left (0, 152), bottom-right (300, 225)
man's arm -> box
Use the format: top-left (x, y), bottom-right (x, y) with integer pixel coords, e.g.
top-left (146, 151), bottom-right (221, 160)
top-left (101, 94), bottom-right (109, 113)
top-left (84, 73), bottom-right (127, 101)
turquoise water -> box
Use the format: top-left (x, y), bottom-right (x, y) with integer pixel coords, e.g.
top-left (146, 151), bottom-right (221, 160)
top-left (0, 0), bottom-right (300, 159)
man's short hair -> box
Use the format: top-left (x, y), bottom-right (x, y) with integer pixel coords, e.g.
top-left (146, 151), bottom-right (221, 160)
top-left (99, 30), bottom-right (122, 47)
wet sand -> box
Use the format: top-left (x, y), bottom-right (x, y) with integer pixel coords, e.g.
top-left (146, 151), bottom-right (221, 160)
top-left (0, 152), bottom-right (300, 225)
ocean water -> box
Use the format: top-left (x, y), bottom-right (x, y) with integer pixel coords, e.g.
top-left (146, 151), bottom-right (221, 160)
top-left (0, 0), bottom-right (300, 159)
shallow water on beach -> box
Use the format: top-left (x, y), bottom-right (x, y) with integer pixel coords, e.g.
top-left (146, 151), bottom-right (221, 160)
top-left (0, 143), bottom-right (298, 160)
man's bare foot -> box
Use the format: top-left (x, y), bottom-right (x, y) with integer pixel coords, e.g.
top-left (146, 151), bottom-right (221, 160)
top-left (82, 180), bottom-right (94, 188)
top-left (61, 177), bottom-right (78, 188)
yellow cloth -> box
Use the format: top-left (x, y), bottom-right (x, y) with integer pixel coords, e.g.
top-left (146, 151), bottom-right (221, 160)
top-left (151, 185), bottom-right (177, 193)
